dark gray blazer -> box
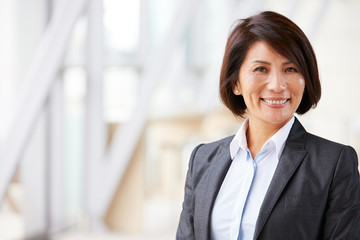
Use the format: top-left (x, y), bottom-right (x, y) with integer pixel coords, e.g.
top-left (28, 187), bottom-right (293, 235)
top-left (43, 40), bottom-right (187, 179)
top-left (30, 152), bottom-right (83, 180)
top-left (177, 118), bottom-right (360, 240)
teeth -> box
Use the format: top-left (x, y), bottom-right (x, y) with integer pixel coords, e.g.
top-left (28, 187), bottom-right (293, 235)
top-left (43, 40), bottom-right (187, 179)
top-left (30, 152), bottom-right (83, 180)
top-left (264, 99), bottom-right (287, 105)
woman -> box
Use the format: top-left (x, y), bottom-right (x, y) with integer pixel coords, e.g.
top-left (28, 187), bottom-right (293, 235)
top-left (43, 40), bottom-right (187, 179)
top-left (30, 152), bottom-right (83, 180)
top-left (176, 11), bottom-right (360, 240)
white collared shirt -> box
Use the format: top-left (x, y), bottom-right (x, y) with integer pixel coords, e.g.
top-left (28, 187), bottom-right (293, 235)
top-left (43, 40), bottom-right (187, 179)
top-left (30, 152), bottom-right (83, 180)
top-left (211, 117), bottom-right (295, 240)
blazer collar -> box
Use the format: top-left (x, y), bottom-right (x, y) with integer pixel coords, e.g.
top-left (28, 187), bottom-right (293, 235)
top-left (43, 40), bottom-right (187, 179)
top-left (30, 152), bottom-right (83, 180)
top-left (253, 117), bottom-right (308, 239)
top-left (199, 141), bottom-right (232, 239)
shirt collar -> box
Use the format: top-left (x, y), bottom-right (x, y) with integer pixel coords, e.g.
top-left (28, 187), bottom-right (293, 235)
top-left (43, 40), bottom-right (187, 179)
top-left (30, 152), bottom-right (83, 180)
top-left (230, 116), bottom-right (295, 160)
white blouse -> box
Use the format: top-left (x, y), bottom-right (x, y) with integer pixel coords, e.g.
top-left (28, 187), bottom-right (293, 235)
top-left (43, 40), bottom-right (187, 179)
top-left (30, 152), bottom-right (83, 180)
top-left (211, 117), bottom-right (294, 240)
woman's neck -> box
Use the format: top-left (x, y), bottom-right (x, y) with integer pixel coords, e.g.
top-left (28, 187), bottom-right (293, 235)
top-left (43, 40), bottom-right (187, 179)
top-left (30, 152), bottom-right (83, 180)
top-left (246, 119), bottom-right (286, 159)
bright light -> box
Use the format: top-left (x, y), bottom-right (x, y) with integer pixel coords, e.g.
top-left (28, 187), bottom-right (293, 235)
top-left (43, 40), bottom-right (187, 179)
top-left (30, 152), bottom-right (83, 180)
top-left (104, 0), bottom-right (140, 52)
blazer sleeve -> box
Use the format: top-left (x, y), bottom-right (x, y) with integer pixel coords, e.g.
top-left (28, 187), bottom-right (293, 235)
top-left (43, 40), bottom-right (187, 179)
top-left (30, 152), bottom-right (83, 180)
top-left (323, 146), bottom-right (360, 239)
top-left (176, 144), bottom-right (203, 240)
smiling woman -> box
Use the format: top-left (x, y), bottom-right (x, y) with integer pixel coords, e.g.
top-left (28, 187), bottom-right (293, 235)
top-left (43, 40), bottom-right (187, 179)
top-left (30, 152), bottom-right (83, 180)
top-left (176, 11), bottom-right (360, 240)
top-left (219, 11), bottom-right (321, 119)
top-left (234, 41), bottom-right (306, 157)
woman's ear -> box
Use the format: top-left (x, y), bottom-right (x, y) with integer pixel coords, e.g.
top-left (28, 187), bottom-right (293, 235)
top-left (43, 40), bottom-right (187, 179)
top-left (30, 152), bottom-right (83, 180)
top-left (233, 82), bottom-right (241, 95)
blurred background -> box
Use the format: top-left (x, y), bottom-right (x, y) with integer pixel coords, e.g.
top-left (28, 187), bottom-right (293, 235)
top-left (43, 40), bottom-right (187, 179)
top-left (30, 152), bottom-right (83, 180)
top-left (0, 0), bottom-right (359, 239)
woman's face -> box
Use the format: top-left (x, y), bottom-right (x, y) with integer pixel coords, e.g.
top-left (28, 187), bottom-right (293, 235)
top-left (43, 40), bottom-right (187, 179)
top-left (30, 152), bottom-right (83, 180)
top-left (234, 41), bottom-right (305, 128)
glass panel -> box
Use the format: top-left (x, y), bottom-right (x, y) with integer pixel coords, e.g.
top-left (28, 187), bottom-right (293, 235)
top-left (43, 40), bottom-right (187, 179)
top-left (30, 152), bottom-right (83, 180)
top-left (148, 0), bottom-right (176, 48)
top-left (103, 66), bottom-right (138, 123)
top-left (104, 0), bottom-right (140, 53)
top-left (63, 67), bottom-right (86, 219)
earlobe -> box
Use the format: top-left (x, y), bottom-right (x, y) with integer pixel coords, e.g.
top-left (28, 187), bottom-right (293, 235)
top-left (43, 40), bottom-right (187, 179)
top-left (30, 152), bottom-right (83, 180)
top-left (234, 87), bottom-right (241, 95)
top-left (233, 81), bottom-right (241, 95)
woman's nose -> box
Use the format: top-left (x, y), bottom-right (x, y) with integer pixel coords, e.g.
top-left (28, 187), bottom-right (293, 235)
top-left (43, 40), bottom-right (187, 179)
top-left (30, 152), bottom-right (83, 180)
top-left (268, 72), bottom-right (286, 92)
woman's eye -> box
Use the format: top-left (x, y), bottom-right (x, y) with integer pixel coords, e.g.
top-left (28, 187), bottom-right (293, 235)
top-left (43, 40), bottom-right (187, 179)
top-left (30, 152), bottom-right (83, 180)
top-left (254, 67), bottom-right (268, 73)
top-left (285, 67), bottom-right (298, 73)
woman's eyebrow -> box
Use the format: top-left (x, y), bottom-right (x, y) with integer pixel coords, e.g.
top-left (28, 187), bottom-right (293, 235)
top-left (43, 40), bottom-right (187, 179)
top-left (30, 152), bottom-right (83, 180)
top-left (282, 61), bottom-right (294, 65)
top-left (251, 60), bottom-right (271, 65)
top-left (251, 60), bottom-right (295, 65)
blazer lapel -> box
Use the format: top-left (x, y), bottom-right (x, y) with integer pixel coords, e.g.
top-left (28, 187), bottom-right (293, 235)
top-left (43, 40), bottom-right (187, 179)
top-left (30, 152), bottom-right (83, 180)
top-left (253, 118), bottom-right (308, 239)
top-left (198, 144), bottom-right (232, 239)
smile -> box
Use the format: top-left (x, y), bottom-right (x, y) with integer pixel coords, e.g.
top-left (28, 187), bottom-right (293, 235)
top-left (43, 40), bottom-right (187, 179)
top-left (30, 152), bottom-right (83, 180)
top-left (262, 99), bottom-right (288, 105)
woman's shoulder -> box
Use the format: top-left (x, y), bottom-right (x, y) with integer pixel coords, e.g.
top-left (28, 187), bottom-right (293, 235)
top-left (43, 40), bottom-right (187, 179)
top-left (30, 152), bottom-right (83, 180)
top-left (189, 136), bottom-right (234, 184)
top-left (306, 132), bottom-right (354, 151)
top-left (292, 118), bottom-right (356, 154)
top-left (188, 135), bottom-right (234, 174)
top-left (190, 135), bottom-right (234, 162)
top-left (196, 135), bottom-right (234, 152)
top-left (304, 132), bottom-right (358, 161)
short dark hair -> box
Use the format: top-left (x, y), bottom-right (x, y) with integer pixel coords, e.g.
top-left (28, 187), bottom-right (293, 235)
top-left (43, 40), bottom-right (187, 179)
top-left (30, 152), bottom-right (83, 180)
top-left (219, 11), bottom-right (321, 117)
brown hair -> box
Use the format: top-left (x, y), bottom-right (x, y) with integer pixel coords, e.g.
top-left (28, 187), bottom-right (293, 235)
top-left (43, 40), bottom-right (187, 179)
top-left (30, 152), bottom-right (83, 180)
top-left (219, 11), bottom-right (321, 117)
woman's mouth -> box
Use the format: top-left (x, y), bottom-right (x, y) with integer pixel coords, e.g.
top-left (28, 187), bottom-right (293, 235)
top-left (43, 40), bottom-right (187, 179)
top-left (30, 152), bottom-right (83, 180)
top-left (262, 98), bottom-right (289, 105)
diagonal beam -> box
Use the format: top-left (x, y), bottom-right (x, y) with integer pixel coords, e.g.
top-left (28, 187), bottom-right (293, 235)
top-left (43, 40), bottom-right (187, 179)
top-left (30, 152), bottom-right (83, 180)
top-left (0, 0), bottom-right (86, 203)
top-left (90, 0), bottom-right (205, 221)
